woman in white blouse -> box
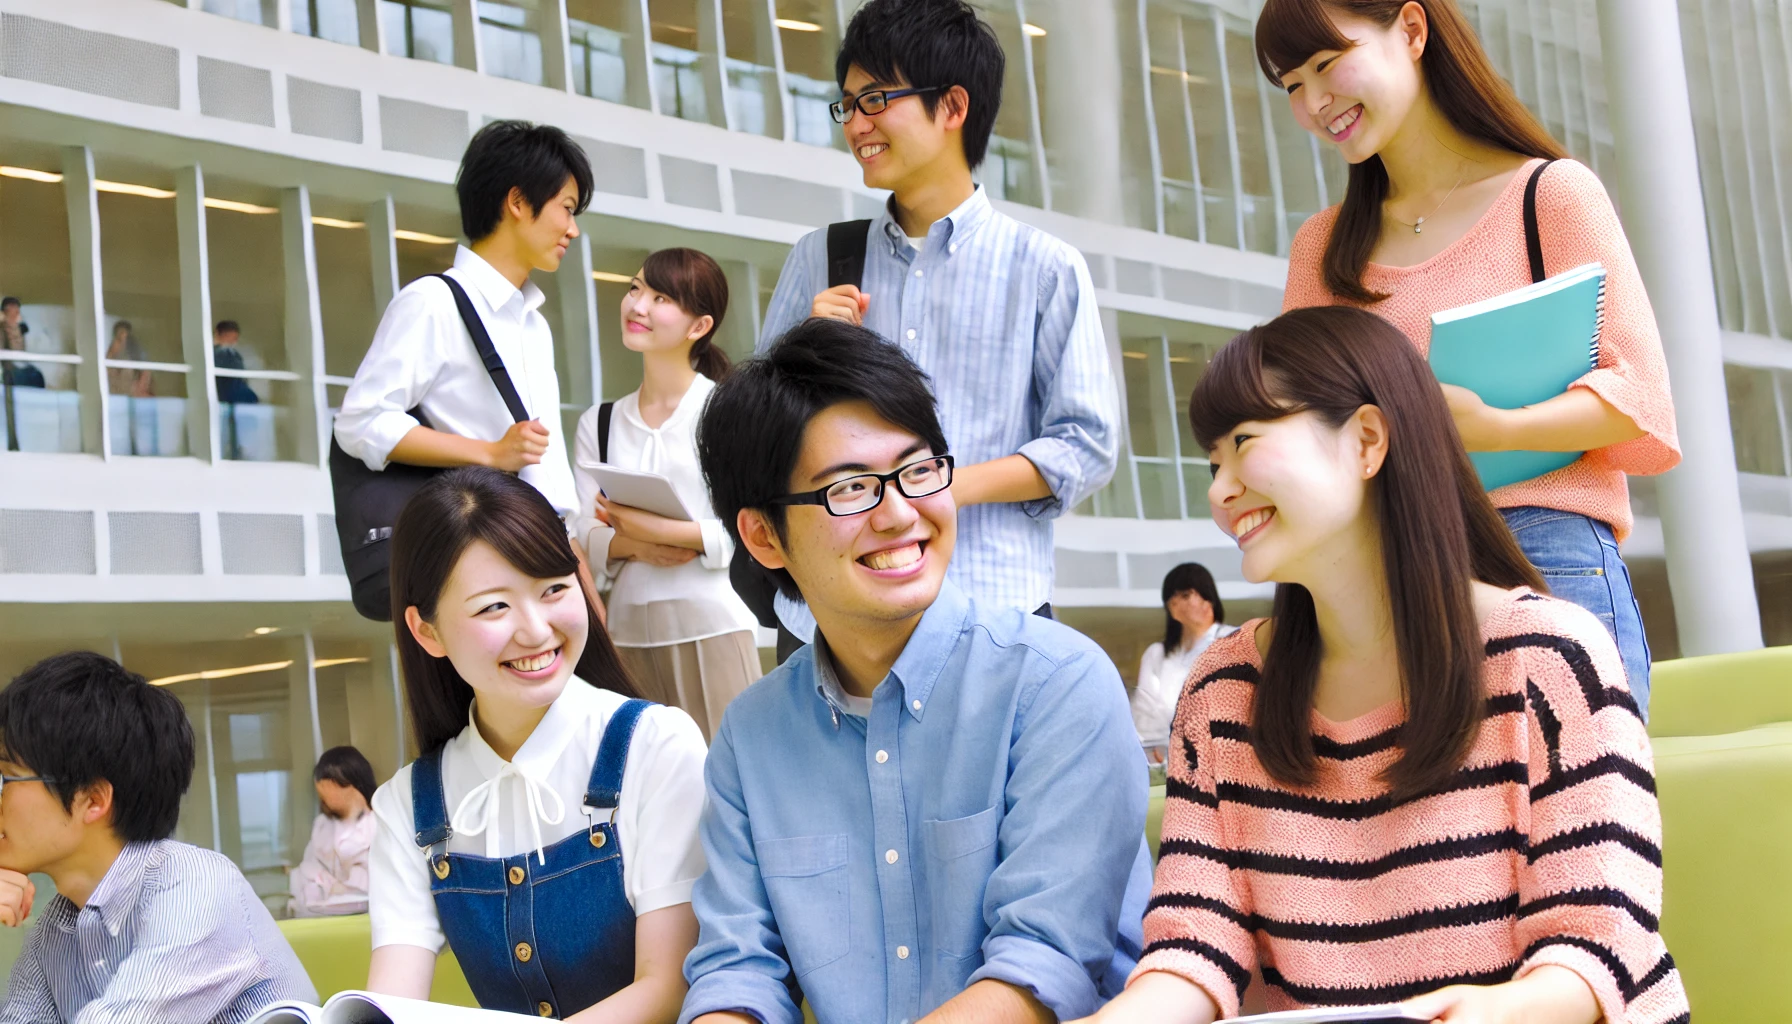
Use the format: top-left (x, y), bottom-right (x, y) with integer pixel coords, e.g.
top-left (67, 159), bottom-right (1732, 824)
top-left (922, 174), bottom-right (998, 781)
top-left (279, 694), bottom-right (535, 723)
top-left (572, 248), bottom-right (761, 741)
top-left (365, 467), bottom-right (707, 1023)
top-left (1131, 562), bottom-right (1238, 762)
top-left (287, 745), bottom-right (378, 918)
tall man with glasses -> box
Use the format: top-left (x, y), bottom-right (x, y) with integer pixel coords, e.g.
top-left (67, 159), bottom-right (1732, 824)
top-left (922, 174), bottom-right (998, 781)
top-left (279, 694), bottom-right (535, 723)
top-left (681, 320), bottom-right (1150, 1024)
top-left (756, 0), bottom-right (1119, 649)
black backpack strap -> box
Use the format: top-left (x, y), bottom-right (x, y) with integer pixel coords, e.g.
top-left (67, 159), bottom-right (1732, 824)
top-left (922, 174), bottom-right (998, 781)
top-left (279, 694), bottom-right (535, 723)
top-left (1523, 159), bottom-right (1558, 285)
top-left (431, 273), bottom-right (530, 423)
top-left (597, 401), bottom-right (615, 463)
top-left (826, 219), bottom-right (874, 290)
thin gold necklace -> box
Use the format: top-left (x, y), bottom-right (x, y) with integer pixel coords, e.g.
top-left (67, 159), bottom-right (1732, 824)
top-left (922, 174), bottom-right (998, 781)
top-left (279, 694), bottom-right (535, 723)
top-left (1388, 168), bottom-right (1466, 234)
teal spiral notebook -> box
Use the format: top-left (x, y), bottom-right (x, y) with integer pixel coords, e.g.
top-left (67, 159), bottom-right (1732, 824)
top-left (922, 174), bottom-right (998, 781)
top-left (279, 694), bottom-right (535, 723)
top-left (1428, 262), bottom-right (1606, 491)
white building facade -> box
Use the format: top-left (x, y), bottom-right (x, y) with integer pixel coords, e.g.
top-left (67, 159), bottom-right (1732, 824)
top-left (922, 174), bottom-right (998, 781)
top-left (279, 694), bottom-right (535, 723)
top-left (0, 0), bottom-right (1787, 912)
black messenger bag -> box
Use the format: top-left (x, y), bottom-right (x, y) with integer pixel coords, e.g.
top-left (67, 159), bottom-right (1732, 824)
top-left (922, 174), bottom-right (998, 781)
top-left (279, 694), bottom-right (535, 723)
top-left (329, 274), bottom-right (530, 621)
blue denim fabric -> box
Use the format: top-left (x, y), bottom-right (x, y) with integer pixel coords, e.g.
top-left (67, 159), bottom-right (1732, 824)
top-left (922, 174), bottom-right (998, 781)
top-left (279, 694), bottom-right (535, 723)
top-left (410, 700), bottom-right (651, 1018)
top-left (681, 581), bottom-right (1152, 1024)
top-left (1500, 506), bottom-right (1652, 716)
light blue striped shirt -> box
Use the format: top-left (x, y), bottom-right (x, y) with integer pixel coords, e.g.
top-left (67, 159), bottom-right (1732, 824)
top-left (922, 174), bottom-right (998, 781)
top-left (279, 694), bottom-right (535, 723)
top-left (759, 186), bottom-right (1119, 617)
top-left (0, 840), bottom-right (316, 1023)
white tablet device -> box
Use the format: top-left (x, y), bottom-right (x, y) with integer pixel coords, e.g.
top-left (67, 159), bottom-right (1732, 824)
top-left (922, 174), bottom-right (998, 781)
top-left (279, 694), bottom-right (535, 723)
top-left (584, 464), bottom-right (694, 521)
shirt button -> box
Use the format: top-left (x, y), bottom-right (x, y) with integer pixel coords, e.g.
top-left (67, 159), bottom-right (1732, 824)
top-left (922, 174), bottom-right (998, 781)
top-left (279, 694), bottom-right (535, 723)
top-left (911, 699), bottom-right (922, 712)
top-left (914, 269), bottom-right (923, 278)
top-left (515, 941), bottom-right (533, 963)
top-left (876, 749), bottom-right (889, 764)
top-left (885, 849), bottom-right (899, 864)
top-left (508, 865), bottom-right (526, 885)
top-left (897, 945), bottom-right (910, 959)
top-left (905, 328), bottom-right (916, 340)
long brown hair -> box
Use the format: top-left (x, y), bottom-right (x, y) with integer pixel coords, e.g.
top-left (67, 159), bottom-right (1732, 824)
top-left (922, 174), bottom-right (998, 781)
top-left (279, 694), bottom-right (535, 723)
top-left (1189, 306), bottom-right (1543, 797)
top-left (389, 467), bottom-right (642, 754)
top-left (1255, 0), bottom-right (1565, 302)
top-left (640, 247), bottom-right (731, 381)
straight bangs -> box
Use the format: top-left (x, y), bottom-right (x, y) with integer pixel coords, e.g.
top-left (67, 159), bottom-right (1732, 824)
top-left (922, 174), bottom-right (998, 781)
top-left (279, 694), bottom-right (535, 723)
top-left (1255, 0), bottom-right (1355, 83)
top-left (1188, 327), bottom-right (1308, 454)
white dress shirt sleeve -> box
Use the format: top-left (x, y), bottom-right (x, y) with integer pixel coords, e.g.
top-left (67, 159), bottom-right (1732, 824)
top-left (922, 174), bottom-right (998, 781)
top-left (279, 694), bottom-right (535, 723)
top-left (333, 281), bottom-right (455, 472)
top-left (368, 765), bottom-right (446, 953)
top-left (618, 703), bottom-right (710, 914)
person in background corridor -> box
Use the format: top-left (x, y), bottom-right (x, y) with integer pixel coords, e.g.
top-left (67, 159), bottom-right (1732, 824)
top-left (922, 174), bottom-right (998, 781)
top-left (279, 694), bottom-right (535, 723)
top-left (1131, 563), bottom-right (1237, 764)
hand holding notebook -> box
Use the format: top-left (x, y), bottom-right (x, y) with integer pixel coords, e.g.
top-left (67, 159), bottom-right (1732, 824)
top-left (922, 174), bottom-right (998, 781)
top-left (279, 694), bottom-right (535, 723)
top-left (1427, 262), bottom-right (1606, 491)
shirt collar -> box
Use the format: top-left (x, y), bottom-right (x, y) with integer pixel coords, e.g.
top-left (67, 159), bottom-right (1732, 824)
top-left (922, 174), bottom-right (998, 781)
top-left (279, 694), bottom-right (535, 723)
top-left (810, 579), bottom-right (973, 723)
top-left (877, 185), bottom-right (992, 258)
top-left (462, 677), bottom-right (585, 784)
top-left (81, 841), bottom-right (158, 936)
top-left (620, 373), bottom-right (715, 433)
top-left (452, 245), bottom-right (546, 319)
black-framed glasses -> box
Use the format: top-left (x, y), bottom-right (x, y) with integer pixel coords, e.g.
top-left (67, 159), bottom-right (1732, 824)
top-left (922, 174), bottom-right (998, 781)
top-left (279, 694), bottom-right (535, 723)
top-left (0, 774), bottom-right (55, 797)
top-left (767, 455), bottom-right (954, 517)
top-left (830, 86), bottom-right (944, 124)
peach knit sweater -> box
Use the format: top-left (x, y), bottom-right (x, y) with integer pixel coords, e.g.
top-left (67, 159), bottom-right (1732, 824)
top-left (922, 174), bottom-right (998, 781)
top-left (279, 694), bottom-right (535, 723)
top-left (1283, 159), bottom-right (1680, 542)
top-left (1134, 589), bottom-right (1689, 1023)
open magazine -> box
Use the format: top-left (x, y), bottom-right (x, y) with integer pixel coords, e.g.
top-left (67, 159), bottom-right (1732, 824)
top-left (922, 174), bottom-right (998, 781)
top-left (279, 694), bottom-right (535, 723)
top-left (250, 992), bottom-right (541, 1024)
top-left (1222, 1006), bottom-right (1429, 1023)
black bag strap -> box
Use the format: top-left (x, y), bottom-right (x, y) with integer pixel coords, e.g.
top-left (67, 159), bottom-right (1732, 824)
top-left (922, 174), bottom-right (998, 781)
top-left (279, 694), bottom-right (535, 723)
top-left (826, 219), bottom-right (874, 290)
top-left (1522, 159), bottom-right (1558, 285)
top-left (431, 273), bottom-right (530, 423)
top-left (597, 401), bottom-right (615, 463)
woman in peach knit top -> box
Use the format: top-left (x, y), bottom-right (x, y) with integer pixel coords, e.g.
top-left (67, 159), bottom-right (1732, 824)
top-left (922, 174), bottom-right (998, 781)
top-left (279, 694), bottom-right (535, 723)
top-left (1259, 0), bottom-right (1679, 714)
top-left (1082, 307), bottom-right (1687, 1024)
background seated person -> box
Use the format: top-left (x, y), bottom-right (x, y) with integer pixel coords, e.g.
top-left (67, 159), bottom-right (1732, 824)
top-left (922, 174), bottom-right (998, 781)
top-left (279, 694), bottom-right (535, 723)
top-left (682, 318), bottom-right (1152, 1024)
top-left (288, 745), bottom-right (378, 918)
top-left (0, 652), bottom-right (315, 1022)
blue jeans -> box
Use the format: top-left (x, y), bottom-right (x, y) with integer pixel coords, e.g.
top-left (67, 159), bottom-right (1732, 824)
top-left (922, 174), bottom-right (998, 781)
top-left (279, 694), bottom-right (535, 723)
top-left (1500, 507), bottom-right (1652, 717)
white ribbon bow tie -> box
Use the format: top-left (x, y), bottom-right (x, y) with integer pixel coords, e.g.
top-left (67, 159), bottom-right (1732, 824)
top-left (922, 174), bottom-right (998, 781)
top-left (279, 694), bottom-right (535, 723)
top-left (449, 761), bottom-right (566, 866)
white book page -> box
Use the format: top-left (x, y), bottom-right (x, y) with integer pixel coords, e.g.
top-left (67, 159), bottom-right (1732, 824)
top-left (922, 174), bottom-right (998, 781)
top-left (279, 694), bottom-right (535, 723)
top-left (1221, 1005), bottom-right (1429, 1024)
top-left (322, 992), bottom-right (546, 1024)
top-left (247, 1001), bottom-right (322, 1024)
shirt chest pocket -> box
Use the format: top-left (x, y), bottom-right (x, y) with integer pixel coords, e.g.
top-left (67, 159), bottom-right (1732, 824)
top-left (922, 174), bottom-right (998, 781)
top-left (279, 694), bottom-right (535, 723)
top-left (756, 834), bottom-right (850, 978)
top-left (922, 805), bottom-right (1002, 960)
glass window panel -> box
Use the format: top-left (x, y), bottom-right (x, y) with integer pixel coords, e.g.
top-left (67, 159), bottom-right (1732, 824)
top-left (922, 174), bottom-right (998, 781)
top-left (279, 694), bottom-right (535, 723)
top-left (650, 0), bottom-right (718, 126)
top-left (1136, 460), bottom-right (1182, 520)
top-left (1269, 89), bottom-right (1321, 247)
top-left (206, 191), bottom-right (288, 374)
top-left (776, 0), bottom-right (844, 150)
top-left (978, 1), bottom-right (1040, 207)
top-left (1121, 338), bottom-right (1178, 460)
top-left (1180, 461), bottom-right (1213, 518)
top-left (394, 215), bottom-right (459, 286)
top-left (0, 165), bottom-right (80, 452)
top-left (1146, 7), bottom-right (1194, 185)
top-left (382, 0), bottom-right (455, 65)
top-left (218, 379), bottom-right (300, 462)
top-left (568, 0), bottom-right (636, 105)
top-left (593, 247), bottom-right (649, 400)
top-left (1726, 364), bottom-right (1788, 476)
top-left (98, 186), bottom-right (185, 379)
top-left (204, 0), bottom-right (279, 25)
top-left (1182, 10), bottom-right (1234, 248)
top-left (292, 0), bottom-right (361, 44)
top-left (1224, 17), bottom-right (1276, 255)
top-left (106, 368), bottom-right (190, 458)
top-left (480, 0), bottom-right (546, 85)
top-left (723, 2), bottom-right (779, 138)
top-left (314, 217), bottom-right (378, 380)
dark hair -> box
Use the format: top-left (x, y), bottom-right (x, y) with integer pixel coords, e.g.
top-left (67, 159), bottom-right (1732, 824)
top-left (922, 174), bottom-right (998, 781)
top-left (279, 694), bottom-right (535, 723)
top-left (112, 320), bottom-right (134, 337)
top-left (698, 317), bottom-right (947, 600)
top-left (313, 745), bottom-right (377, 808)
top-left (837, 0), bottom-right (1004, 169)
top-left (1255, 0), bottom-right (1565, 302)
top-left (0, 297), bottom-right (18, 310)
top-left (390, 467), bottom-right (641, 754)
top-left (1162, 562), bottom-right (1226, 651)
top-left (456, 120), bottom-right (594, 243)
top-left (214, 320), bottom-right (239, 336)
top-left (0, 652), bottom-right (194, 843)
top-left (1189, 306), bottom-right (1544, 798)
top-left (640, 248), bottom-right (731, 382)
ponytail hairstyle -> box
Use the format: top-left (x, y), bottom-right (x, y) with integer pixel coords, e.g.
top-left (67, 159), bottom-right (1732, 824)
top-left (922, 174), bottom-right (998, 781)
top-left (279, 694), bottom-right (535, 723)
top-left (1189, 306), bottom-right (1543, 798)
top-left (1255, 0), bottom-right (1565, 302)
top-left (640, 247), bottom-right (731, 381)
top-left (389, 467), bottom-right (642, 755)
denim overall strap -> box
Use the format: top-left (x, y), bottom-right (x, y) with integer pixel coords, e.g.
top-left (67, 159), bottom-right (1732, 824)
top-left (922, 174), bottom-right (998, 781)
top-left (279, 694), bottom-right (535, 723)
top-left (584, 699), bottom-right (652, 813)
top-left (410, 747), bottom-right (452, 848)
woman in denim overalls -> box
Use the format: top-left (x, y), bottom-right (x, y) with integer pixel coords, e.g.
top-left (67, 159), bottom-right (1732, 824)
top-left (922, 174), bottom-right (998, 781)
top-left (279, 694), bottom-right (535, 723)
top-left (365, 468), bottom-right (709, 1022)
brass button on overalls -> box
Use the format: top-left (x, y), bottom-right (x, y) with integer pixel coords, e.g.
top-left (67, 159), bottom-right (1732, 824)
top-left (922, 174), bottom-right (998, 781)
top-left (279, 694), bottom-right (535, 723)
top-left (509, 866), bottom-right (526, 885)
top-left (515, 942), bottom-right (533, 963)
top-left (537, 1001), bottom-right (554, 1017)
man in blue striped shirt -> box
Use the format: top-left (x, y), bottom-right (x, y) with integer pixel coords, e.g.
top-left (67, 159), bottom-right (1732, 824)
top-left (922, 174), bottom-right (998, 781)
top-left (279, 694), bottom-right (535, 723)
top-left (0, 653), bottom-right (315, 1023)
top-left (759, 0), bottom-right (1119, 641)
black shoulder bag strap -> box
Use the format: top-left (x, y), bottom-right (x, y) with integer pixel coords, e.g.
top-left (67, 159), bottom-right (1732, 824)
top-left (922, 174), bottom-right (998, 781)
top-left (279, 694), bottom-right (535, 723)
top-left (1522, 159), bottom-right (1558, 285)
top-left (827, 219), bottom-right (874, 289)
top-left (431, 273), bottom-right (530, 424)
top-left (597, 401), bottom-right (615, 463)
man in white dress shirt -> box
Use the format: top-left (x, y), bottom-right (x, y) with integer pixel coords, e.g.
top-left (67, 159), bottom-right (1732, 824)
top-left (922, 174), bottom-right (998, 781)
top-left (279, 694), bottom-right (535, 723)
top-left (334, 120), bottom-right (592, 518)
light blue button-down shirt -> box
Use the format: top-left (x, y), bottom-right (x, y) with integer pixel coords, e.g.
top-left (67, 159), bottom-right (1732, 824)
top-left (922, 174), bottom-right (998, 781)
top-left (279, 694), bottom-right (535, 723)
top-left (758, 187), bottom-right (1120, 621)
top-left (681, 581), bottom-right (1152, 1024)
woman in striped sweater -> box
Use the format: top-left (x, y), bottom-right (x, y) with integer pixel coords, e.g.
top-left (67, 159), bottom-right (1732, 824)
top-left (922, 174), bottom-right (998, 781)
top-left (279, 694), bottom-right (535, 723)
top-left (1081, 307), bottom-right (1686, 1024)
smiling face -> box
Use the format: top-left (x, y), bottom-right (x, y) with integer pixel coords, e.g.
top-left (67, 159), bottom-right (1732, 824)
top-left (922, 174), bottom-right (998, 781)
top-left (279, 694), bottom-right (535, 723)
top-left (405, 539), bottom-right (588, 719)
top-left (1277, 4), bottom-right (1427, 165)
top-left (0, 760), bottom-right (93, 875)
top-left (620, 271), bottom-right (711, 357)
top-left (839, 65), bottom-right (969, 195)
top-left (514, 175), bottom-right (582, 273)
top-left (747, 400), bottom-right (956, 631)
top-left (1207, 407), bottom-right (1387, 585)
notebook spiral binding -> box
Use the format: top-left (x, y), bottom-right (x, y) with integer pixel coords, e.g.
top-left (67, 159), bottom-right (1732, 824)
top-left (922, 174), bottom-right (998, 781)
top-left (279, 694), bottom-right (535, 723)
top-left (1589, 273), bottom-right (1607, 370)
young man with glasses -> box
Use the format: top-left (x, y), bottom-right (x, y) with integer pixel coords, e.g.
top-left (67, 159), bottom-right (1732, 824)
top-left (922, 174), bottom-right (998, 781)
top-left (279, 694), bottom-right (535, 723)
top-left (681, 319), bottom-right (1150, 1024)
top-left (0, 652), bottom-right (315, 1021)
top-left (756, 0), bottom-right (1119, 647)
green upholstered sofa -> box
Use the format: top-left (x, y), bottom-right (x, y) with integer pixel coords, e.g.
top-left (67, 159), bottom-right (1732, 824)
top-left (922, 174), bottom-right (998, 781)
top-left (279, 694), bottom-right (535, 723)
top-left (276, 915), bottom-right (477, 1006)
